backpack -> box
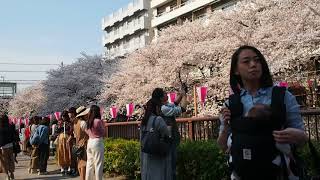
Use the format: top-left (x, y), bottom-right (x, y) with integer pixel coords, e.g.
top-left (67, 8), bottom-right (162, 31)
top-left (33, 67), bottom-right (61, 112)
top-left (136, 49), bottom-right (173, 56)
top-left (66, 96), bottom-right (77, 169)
top-left (29, 129), bottom-right (40, 145)
top-left (228, 86), bottom-right (288, 179)
top-left (30, 125), bottom-right (47, 145)
top-left (141, 116), bottom-right (171, 157)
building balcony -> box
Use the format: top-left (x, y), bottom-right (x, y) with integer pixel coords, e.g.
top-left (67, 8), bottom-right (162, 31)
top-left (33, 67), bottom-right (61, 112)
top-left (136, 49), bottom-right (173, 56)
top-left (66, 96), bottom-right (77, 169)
top-left (102, 0), bottom-right (149, 30)
top-left (103, 16), bottom-right (149, 45)
top-left (150, 0), bottom-right (172, 9)
top-left (105, 34), bottom-right (149, 58)
top-left (151, 0), bottom-right (219, 28)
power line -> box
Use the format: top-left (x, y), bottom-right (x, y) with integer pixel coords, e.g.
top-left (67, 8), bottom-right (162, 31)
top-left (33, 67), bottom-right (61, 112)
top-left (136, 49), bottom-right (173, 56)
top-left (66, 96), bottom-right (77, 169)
top-left (0, 70), bottom-right (47, 72)
top-left (3, 80), bottom-right (44, 82)
top-left (0, 62), bottom-right (61, 66)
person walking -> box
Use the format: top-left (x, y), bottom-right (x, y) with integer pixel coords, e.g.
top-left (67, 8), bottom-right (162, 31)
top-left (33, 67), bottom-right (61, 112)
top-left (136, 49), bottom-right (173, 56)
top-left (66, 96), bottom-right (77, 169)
top-left (141, 88), bottom-right (172, 180)
top-left (74, 106), bottom-right (90, 180)
top-left (28, 116), bottom-right (40, 174)
top-left (0, 114), bottom-right (16, 180)
top-left (85, 105), bottom-right (105, 180)
top-left (19, 123), bottom-right (26, 153)
top-left (36, 117), bottom-right (50, 175)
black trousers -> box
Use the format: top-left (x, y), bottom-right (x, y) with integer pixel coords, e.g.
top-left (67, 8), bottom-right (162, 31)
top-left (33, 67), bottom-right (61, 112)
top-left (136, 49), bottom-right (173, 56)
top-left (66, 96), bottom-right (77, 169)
top-left (38, 143), bottom-right (49, 172)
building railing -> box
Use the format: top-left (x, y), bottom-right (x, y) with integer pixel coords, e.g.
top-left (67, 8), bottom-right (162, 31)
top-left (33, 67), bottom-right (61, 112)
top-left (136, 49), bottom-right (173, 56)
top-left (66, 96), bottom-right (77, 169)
top-left (155, 0), bottom-right (219, 18)
top-left (105, 108), bottom-right (320, 142)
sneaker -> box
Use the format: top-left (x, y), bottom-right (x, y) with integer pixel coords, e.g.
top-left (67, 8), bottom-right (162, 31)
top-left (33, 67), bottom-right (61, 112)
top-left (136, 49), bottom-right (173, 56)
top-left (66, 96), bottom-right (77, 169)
top-left (9, 172), bottom-right (14, 180)
top-left (38, 171), bottom-right (47, 175)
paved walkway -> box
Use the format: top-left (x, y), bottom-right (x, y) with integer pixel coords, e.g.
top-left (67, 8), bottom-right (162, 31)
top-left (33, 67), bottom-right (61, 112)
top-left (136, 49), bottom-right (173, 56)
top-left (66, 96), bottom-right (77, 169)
top-left (0, 153), bottom-right (80, 180)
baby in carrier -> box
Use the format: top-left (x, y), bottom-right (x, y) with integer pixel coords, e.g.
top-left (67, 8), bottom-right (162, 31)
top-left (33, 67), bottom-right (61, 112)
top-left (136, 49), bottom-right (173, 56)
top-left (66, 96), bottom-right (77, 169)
top-left (247, 104), bottom-right (298, 180)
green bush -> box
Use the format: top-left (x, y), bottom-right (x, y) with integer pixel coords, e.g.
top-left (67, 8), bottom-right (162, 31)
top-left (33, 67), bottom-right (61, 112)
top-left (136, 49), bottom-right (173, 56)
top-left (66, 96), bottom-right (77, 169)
top-left (103, 138), bottom-right (320, 179)
top-left (296, 140), bottom-right (320, 177)
top-left (177, 140), bottom-right (228, 180)
top-left (104, 138), bottom-right (140, 178)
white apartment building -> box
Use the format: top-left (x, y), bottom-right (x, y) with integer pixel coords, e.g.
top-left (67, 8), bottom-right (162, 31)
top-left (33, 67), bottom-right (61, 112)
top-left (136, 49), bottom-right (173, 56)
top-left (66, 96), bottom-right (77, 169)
top-left (102, 0), bottom-right (153, 58)
top-left (151, 0), bottom-right (238, 37)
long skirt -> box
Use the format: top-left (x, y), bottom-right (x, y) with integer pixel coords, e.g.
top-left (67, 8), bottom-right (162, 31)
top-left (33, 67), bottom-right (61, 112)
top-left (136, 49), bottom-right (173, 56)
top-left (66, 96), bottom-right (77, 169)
top-left (0, 147), bottom-right (15, 174)
top-left (57, 134), bottom-right (71, 168)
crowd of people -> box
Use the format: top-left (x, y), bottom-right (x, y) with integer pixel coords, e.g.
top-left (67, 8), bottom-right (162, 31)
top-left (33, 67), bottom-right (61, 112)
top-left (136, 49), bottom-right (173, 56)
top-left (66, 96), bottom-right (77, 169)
top-left (0, 104), bottom-right (105, 180)
top-left (0, 45), bottom-right (311, 180)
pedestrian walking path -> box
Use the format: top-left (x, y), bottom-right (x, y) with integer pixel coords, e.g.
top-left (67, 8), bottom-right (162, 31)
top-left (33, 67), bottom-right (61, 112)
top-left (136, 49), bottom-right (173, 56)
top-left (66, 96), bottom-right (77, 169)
top-left (0, 153), bottom-right (129, 180)
top-left (0, 154), bottom-right (80, 180)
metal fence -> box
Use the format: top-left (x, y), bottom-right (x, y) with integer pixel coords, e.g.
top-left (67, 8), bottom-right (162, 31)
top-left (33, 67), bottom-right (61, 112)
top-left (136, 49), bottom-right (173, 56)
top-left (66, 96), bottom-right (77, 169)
top-left (104, 108), bottom-right (320, 142)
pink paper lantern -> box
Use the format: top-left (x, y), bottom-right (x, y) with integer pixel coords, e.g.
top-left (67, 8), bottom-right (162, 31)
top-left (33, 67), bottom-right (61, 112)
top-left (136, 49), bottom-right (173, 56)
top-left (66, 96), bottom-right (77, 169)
top-left (197, 86), bottom-right (208, 106)
top-left (126, 103), bottom-right (135, 117)
top-left (167, 92), bottom-right (177, 104)
top-left (279, 81), bottom-right (288, 87)
top-left (110, 107), bottom-right (118, 119)
top-left (54, 112), bottom-right (61, 120)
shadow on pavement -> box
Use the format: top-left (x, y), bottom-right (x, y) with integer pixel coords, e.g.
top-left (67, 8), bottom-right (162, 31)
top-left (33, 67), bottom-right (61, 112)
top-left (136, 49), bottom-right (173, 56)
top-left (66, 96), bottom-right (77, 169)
top-left (16, 176), bottom-right (73, 180)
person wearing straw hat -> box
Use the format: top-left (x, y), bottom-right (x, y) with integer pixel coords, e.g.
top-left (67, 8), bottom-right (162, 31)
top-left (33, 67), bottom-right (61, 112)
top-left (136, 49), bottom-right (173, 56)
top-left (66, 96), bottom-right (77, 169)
top-left (74, 106), bottom-right (90, 180)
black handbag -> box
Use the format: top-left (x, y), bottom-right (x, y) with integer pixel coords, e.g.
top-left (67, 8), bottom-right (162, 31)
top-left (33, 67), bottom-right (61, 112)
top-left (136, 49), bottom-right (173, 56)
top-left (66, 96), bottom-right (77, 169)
top-left (141, 116), bottom-right (171, 157)
top-left (72, 145), bottom-right (85, 158)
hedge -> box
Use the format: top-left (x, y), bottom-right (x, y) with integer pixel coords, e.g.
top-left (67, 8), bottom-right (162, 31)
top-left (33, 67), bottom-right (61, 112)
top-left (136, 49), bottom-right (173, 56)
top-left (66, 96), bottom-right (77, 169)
top-left (104, 138), bottom-right (140, 178)
top-left (103, 138), bottom-right (320, 179)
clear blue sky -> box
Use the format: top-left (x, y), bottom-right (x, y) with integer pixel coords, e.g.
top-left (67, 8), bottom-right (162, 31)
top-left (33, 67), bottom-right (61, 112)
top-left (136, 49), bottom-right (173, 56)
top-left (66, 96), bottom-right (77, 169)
top-left (0, 0), bottom-right (131, 90)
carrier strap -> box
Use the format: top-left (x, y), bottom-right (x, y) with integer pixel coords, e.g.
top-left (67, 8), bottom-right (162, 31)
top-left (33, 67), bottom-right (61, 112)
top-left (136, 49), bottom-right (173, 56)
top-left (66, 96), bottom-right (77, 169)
top-left (270, 86), bottom-right (286, 130)
top-left (229, 86), bottom-right (286, 126)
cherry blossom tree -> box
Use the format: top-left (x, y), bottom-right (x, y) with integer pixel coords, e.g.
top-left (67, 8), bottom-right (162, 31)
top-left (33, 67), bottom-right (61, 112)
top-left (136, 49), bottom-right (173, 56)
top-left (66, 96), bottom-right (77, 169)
top-left (0, 99), bottom-right (10, 114)
top-left (8, 83), bottom-right (46, 117)
top-left (40, 53), bottom-right (118, 115)
top-left (100, 0), bottom-right (320, 115)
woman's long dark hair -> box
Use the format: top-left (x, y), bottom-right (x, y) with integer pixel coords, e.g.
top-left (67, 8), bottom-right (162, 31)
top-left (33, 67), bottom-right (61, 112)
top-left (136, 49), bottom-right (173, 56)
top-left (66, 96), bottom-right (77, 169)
top-left (141, 88), bottom-right (165, 126)
top-left (230, 45), bottom-right (273, 94)
top-left (87, 105), bottom-right (101, 129)
top-left (61, 110), bottom-right (70, 122)
top-left (0, 114), bottom-right (9, 128)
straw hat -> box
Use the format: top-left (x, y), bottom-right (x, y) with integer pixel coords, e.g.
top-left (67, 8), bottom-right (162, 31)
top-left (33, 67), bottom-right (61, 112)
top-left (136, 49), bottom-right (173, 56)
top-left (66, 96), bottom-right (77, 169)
top-left (76, 106), bottom-right (90, 118)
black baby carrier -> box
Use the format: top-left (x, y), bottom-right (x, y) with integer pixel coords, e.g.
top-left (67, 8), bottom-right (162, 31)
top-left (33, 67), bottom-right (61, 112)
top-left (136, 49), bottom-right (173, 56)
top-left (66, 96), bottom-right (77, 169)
top-left (229, 86), bottom-right (288, 180)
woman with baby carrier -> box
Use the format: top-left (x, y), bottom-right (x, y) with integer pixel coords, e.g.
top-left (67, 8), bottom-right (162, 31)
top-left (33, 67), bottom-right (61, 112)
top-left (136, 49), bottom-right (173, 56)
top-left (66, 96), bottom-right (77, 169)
top-left (217, 45), bottom-right (308, 180)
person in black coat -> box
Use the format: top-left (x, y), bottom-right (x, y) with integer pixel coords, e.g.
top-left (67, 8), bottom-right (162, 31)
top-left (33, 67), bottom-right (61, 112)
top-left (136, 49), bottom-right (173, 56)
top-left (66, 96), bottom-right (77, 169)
top-left (0, 114), bottom-right (16, 180)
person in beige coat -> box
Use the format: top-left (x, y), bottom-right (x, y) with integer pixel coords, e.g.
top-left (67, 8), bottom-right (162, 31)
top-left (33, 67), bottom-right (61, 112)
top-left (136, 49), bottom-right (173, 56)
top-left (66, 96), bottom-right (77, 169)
top-left (74, 106), bottom-right (90, 180)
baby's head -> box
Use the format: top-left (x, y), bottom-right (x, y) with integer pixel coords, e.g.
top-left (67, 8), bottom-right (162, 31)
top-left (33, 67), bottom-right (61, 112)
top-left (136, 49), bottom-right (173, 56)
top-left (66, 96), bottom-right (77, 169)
top-left (247, 104), bottom-right (272, 120)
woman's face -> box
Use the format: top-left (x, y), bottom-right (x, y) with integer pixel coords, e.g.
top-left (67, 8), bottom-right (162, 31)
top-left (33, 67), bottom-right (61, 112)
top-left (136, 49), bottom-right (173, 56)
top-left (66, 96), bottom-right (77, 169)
top-left (235, 49), bottom-right (263, 83)
top-left (160, 93), bottom-right (168, 104)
